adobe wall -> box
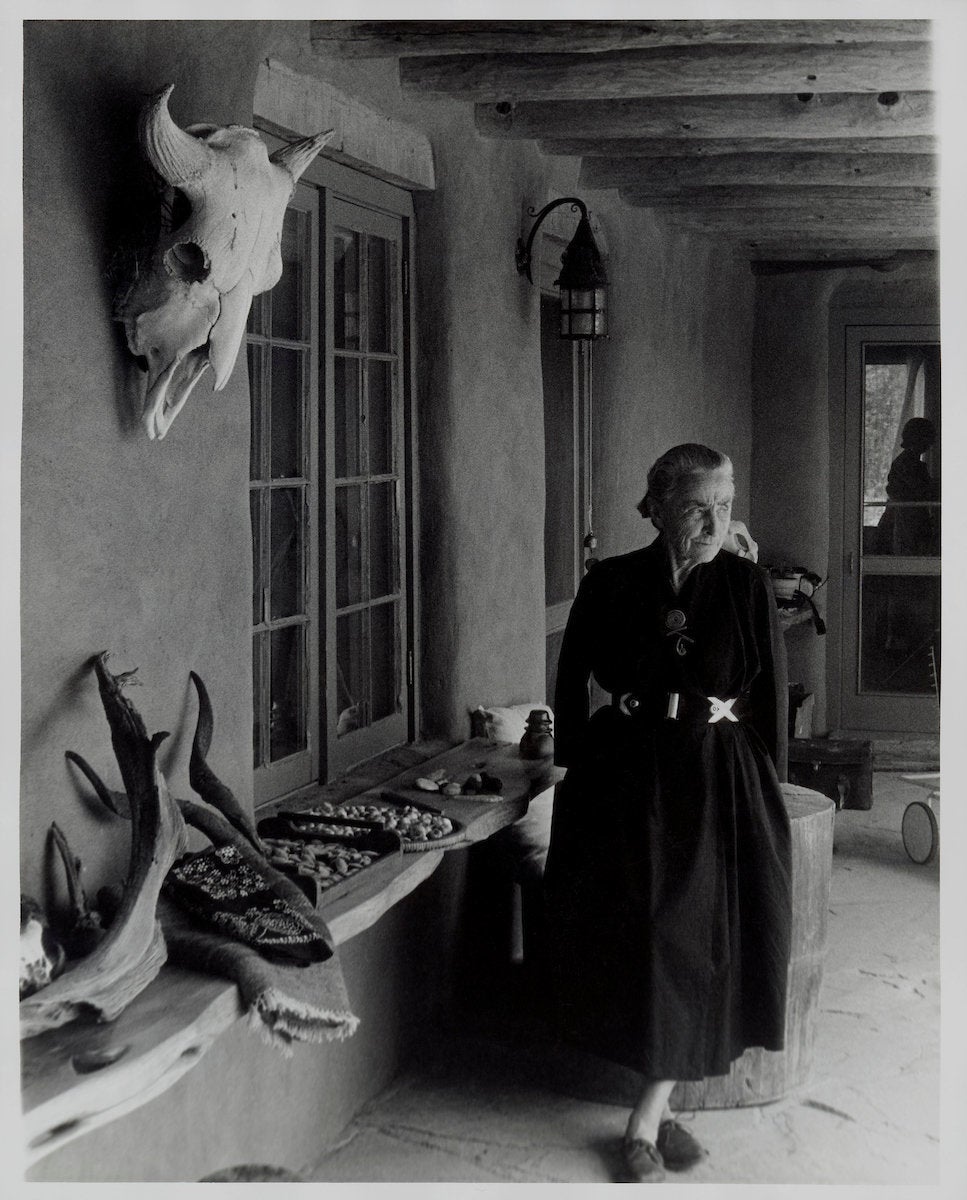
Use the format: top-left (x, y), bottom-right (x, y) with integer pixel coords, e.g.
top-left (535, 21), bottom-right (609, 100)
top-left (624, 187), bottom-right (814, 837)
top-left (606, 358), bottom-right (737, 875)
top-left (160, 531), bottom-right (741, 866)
top-left (22, 20), bottom-right (757, 1181)
top-left (749, 265), bottom-right (939, 733)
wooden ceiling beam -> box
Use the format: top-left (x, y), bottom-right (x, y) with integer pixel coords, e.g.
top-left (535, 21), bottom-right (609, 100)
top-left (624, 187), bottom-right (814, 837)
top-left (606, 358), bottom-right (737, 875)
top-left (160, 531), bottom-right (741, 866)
top-left (401, 42), bottom-right (931, 102)
top-left (652, 207), bottom-right (936, 235)
top-left (478, 92), bottom-right (934, 141)
top-left (582, 153), bottom-right (936, 190)
top-left (311, 20), bottom-right (930, 57)
top-left (616, 186), bottom-right (936, 210)
top-left (544, 135), bottom-right (937, 158)
top-left (742, 239), bottom-right (938, 258)
top-left (745, 246), bottom-right (937, 263)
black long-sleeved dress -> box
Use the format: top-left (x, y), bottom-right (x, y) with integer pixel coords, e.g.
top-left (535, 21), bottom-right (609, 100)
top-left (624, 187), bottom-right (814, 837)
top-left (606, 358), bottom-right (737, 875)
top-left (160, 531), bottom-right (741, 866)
top-left (544, 537), bottom-right (792, 1080)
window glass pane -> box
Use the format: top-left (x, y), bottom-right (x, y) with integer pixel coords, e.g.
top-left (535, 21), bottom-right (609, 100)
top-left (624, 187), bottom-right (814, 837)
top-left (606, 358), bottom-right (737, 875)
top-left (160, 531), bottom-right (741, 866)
top-left (334, 356), bottom-right (362, 478)
top-left (270, 347), bottom-right (305, 479)
top-left (247, 291), bottom-right (268, 337)
top-left (248, 343), bottom-right (264, 481)
top-left (370, 602), bottom-right (400, 722)
top-left (368, 360), bottom-right (393, 476)
top-left (369, 481), bottom-right (396, 600)
top-left (270, 488), bottom-right (305, 620)
top-left (272, 208), bottom-right (308, 341)
top-left (335, 485), bottom-right (364, 607)
top-left (270, 625), bottom-right (307, 761)
top-left (336, 610), bottom-right (366, 737)
top-left (860, 575), bottom-right (940, 695)
top-left (366, 235), bottom-right (392, 352)
top-left (334, 229), bottom-right (360, 351)
top-left (252, 636), bottom-right (263, 767)
top-left (251, 490), bottom-right (263, 624)
top-left (863, 344), bottom-right (940, 556)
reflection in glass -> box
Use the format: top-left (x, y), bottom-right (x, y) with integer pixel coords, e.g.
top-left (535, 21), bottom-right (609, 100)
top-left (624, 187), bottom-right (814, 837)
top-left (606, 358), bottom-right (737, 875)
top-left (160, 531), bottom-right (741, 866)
top-left (270, 625), bottom-right (307, 761)
top-left (370, 602), bottom-right (400, 721)
top-left (248, 343), bottom-right (264, 480)
top-left (334, 229), bottom-right (360, 350)
top-left (335, 486), bottom-right (364, 607)
top-left (862, 344), bottom-right (940, 556)
top-left (369, 482), bottom-right (396, 600)
top-left (368, 360), bottom-right (393, 475)
top-left (860, 574), bottom-right (940, 695)
top-left (270, 489), bottom-right (304, 619)
top-left (334, 357), bottom-right (362, 478)
top-left (272, 208), bottom-right (308, 341)
top-left (252, 637), bottom-right (262, 767)
top-left (250, 491), bottom-right (262, 624)
top-left (270, 348), bottom-right (304, 479)
top-left (367, 235), bottom-right (391, 352)
top-left (336, 611), bottom-right (365, 737)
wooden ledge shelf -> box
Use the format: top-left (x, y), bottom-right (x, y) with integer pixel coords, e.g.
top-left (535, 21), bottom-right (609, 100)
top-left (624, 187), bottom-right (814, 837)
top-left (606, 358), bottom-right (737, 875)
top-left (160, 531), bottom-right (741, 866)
top-left (22, 740), bottom-right (553, 1167)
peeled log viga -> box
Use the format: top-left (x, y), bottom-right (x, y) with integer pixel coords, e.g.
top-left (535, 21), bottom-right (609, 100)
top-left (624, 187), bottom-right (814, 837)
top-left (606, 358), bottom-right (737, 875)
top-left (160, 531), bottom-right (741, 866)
top-left (20, 654), bottom-right (188, 1039)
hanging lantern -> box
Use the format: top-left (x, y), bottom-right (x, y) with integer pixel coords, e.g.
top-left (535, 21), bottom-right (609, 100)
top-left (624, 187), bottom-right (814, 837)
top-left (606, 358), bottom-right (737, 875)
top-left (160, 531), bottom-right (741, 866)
top-left (516, 197), bottom-right (608, 340)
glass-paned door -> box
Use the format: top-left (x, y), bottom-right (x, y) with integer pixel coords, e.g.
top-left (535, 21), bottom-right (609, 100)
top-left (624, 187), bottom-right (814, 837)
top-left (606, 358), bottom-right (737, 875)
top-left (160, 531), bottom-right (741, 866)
top-left (325, 197), bottom-right (408, 772)
top-left (249, 185), bottom-right (320, 802)
top-left (841, 325), bottom-right (940, 733)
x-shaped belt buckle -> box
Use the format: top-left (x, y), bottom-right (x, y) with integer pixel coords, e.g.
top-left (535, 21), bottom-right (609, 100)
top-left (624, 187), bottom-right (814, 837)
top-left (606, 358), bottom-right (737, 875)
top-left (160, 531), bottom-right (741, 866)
top-left (708, 696), bottom-right (738, 724)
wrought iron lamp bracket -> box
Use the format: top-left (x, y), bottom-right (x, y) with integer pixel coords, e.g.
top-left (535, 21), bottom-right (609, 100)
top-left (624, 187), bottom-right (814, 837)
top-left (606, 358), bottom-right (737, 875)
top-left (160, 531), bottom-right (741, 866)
top-left (516, 197), bottom-right (589, 284)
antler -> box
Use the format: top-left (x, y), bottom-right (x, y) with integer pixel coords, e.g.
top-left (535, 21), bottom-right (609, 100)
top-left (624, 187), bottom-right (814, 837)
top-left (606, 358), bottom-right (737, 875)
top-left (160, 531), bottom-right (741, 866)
top-left (65, 750), bottom-right (131, 819)
top-left (188, 671), bottom-right (264, 853)
top-left (20, 654), bottom-right (188, 1038)
top-left (48, 822), bottom-right (107, 959)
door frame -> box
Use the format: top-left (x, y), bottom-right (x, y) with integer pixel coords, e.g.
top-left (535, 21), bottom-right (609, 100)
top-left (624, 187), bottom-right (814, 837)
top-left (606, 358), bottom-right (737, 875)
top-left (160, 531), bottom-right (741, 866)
top-left (539, 235), bottom-right (590, 698)
top-left (828, 315), bottom-right (940, 735)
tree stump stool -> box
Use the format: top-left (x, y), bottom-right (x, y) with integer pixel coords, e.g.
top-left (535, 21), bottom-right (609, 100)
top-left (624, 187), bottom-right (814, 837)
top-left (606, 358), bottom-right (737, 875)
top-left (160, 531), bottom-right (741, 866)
top-left (672, 783), bottom-right (835, 1110)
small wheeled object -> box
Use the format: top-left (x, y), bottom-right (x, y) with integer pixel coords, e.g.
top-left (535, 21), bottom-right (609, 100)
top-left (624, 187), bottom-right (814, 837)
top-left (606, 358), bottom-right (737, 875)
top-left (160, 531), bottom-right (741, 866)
top-left (900, 773), bottom-right (940, 864)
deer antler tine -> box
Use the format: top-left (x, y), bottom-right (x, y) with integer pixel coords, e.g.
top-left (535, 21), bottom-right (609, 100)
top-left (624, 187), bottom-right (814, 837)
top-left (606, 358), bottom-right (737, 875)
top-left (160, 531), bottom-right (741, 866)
top-left (49, 822), bottom-right (86, 922)
top-left (48, 822), bottom-right (106, 957)
top-left (188, 672), bottom-right (264, 852)
top-left (65, 751), bottom-right (131, 819)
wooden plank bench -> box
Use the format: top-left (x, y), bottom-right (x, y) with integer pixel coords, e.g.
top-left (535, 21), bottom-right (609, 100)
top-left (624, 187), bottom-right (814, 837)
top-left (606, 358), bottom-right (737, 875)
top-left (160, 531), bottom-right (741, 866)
top-left (21, 740), bottom-right (553, 1167)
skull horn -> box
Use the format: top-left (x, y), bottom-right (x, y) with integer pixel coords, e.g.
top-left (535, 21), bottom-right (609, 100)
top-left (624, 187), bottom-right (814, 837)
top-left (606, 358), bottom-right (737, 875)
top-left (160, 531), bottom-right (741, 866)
top-left (271, 129), bottom-right (336, 182)
top-left (139, 84), bottom-right (214, 186)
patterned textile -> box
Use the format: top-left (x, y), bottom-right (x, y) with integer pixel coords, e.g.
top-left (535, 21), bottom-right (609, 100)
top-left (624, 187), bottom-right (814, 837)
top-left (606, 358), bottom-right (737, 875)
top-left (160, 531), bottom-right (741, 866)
top-left (159, 897), bottom-right (358, 1052)
top-left (164, 844), bottom-right (331, 966)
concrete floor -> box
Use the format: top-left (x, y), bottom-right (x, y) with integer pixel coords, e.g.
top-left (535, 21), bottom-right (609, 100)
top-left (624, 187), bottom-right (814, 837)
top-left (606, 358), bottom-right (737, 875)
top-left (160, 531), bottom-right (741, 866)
top-left (305, 774), bottom-right (940, 1185)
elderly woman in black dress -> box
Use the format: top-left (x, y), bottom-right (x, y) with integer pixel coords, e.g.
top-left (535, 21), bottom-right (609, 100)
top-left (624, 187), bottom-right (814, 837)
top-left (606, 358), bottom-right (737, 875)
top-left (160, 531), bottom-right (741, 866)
top-left (544, 443), bottom-right (792, 1183)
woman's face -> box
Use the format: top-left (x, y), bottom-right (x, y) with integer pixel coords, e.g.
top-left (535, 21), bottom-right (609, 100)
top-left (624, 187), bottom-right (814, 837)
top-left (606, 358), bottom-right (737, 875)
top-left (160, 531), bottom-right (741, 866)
top-left (655, 468), bottom-right (735, 569)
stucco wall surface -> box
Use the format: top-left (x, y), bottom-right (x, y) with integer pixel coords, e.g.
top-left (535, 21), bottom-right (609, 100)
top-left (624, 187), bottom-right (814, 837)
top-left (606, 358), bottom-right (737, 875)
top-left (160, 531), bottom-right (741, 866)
top-left (749, 265), bottom-right (939, 732)
top-left (588, 208), bottom-right (754, 559)
top-left (21, 21), bottom-right (271, 905)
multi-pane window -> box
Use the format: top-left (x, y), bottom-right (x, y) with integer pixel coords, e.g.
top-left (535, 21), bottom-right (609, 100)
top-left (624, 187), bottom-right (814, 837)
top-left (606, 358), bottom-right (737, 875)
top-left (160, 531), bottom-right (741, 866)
top-left (327, 201), bottom-right (408, 773)
top-left (248, 158), bottom-right (413, 803)
top-left (249, 192), bottom-right (318, 802)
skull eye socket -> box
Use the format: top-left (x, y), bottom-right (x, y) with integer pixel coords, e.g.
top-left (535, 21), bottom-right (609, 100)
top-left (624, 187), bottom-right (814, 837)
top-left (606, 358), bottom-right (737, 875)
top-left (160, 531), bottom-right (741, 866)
top-left (166, 241), bottom-right (209, 284)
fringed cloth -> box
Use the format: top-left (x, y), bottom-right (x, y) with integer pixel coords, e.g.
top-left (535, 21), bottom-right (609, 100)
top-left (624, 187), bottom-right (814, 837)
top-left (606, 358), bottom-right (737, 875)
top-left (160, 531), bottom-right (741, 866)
top-left (159, 897), bottom-right (358, 1052)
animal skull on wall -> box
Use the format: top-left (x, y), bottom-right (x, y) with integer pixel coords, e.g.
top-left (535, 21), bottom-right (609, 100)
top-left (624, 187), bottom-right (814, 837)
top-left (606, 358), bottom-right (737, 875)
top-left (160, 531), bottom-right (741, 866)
top-left (115, 85), bottom-right (333, 440)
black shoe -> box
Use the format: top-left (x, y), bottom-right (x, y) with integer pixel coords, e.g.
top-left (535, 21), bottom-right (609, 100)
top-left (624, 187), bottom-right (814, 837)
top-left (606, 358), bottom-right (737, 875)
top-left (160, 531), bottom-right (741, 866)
top-left (656, 1118), bottom-right (707, 1171)
top-left (622, 1136), bottom-right (666, 1183)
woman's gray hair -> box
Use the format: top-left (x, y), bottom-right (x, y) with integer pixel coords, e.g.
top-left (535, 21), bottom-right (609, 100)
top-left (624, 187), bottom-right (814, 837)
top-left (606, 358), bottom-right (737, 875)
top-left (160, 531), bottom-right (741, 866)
top-left (636, 443), bottom-right (733, 518)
